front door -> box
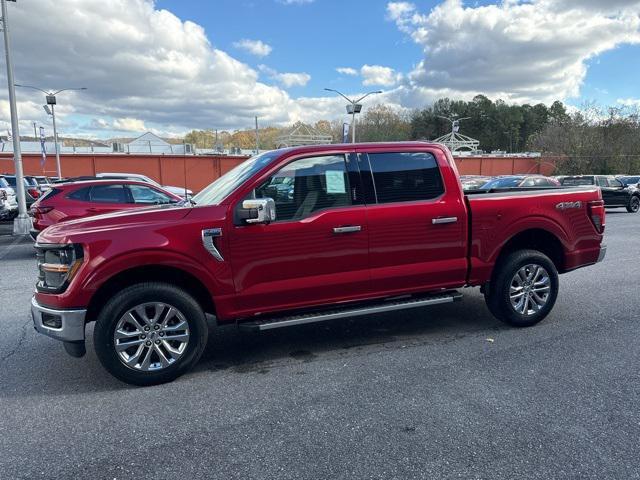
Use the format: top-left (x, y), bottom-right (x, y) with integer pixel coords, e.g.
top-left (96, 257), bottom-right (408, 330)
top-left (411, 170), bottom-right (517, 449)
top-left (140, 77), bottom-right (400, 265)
top-left (228, 153), bottom-right (370, 317)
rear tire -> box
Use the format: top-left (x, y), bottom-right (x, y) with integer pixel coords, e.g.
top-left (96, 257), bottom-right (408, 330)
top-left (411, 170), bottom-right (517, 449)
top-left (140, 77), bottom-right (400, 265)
top-left (626, 195), bottom-right (640, 213)
top-left (485, 249), bottom-right (559, 327)
top-left (94, 282), bottom-right (208, 386)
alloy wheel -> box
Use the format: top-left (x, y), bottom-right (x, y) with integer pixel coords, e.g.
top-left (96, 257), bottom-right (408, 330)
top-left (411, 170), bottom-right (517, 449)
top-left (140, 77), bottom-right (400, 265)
top-left (509, 264), bottom-right (551, 316)
top-left (113, 302), bottom-right (190, 371)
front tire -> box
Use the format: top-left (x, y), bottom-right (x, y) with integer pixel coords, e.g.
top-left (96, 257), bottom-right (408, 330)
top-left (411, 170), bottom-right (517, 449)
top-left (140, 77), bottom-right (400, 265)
top-left (94, 282), bottom-right (208, 386)
top-left (485, 249), bottom-right (559, 327)
top-left (626, 195), bottom-right (640, 213)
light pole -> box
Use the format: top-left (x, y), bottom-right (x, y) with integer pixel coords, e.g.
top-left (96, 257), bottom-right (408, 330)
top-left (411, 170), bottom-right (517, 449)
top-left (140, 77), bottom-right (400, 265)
top-left (1, 0), bottom-right (30, 235)
top-left (324, 88), bottom-right (382, 143)
top-left (15, 84), bottom-right (87, 178)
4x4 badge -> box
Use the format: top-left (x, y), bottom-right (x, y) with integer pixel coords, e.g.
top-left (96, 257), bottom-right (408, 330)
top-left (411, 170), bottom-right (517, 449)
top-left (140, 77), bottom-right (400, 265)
top-left (556, 201), bottom-right (582, 210)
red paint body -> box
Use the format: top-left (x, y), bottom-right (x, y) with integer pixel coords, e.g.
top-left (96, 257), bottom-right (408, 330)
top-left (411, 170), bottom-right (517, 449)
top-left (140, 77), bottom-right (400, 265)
top-left (35, 142), bottom-right (604, 323)
top-left (30, 179), bottom-right (183, 232)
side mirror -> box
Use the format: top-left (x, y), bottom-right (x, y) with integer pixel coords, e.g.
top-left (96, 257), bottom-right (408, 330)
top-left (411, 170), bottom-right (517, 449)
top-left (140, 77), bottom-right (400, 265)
top-left (239, 198), bottom-right (276, 224)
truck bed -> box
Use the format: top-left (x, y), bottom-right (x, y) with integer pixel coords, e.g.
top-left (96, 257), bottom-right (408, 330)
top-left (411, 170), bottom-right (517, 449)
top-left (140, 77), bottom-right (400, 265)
top-left (465, 185), bottom-right (604, 285)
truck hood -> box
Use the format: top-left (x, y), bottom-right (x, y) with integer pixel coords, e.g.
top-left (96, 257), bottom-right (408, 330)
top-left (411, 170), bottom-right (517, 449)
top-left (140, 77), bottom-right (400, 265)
top-left (38, 204), bottom-right (196, 244)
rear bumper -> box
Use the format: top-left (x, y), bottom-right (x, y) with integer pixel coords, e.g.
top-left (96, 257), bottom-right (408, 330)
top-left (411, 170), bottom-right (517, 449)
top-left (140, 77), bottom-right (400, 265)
top-left (597, 244), bottom-right (607, 263)
top-left (31, 297), bottom-right (86, 343)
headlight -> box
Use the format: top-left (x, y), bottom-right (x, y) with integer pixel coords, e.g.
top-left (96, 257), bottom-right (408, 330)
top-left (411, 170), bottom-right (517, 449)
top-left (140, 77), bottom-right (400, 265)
top-left (35, 243), bottom-right (84, 293)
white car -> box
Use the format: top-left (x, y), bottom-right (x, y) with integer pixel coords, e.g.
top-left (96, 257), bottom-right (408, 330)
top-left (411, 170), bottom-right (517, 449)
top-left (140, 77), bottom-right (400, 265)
top-left (0, 175), bottom-right (18, 220)
top-left (96, 172), bottom-right (192, 199)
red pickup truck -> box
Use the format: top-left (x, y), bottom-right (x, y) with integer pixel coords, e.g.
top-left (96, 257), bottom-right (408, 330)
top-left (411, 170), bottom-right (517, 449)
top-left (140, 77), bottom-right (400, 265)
top-left (31, 142), bottom-right (606, 385)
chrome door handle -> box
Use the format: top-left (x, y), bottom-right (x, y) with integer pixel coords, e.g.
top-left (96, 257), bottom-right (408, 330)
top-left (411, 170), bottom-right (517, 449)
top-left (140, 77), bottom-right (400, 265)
top-left (333, 225), bottom-right (362, 234)
top-left (432, 217), bottom-right (458, 225)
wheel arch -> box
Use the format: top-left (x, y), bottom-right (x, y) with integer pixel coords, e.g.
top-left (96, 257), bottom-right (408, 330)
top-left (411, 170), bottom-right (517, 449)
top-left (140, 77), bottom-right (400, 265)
top-left (494, 228), bottom-right (566, 275)
top-left (85, 265), bottom-right (217, 324)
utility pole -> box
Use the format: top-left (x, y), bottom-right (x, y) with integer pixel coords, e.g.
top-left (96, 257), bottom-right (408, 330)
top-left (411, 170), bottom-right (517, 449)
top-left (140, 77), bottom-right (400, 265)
top-left (32, 121), bottom-right (36, 140)
top-left (50, 102), bottom-right (61, 176)
top-left (17, 85), bottom-right (87, 179)
top-left (1, 0), bottom-right (30, 235)
top-left (255, 116), bottom-right (259, 154)
top-left (324, 88), bottom-right (382, 143)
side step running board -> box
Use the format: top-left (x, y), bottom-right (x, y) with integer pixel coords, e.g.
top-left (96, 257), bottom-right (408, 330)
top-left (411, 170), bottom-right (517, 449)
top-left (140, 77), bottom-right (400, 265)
top-left (238, 291), bottom-right (462, 332)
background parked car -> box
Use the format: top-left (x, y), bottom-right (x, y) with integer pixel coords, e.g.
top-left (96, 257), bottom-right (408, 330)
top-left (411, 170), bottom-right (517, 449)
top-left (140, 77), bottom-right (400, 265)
top-left (32, 176), bottom-right (54, 193)
top-left (0, 175), bottom-right (18, 220)
top-left (560, 175), bottom-right (639, 213)
top-left (96, 172), bottom-right (193, 199)
top-left (460, 175), bottom-right (493, 191)
top-left (3, 175), bottom-right (41, 207)
top-left (617, 175), bottom-right (640, 189)
top-left (29, 179), bottom-right (183, 239)
top-left (481, 175), bottom-right (560, 190)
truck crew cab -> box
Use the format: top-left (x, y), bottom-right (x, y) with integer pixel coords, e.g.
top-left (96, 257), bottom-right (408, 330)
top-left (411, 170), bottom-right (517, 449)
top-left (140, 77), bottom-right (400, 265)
top-left (31, 142), bottom-right (606, 385)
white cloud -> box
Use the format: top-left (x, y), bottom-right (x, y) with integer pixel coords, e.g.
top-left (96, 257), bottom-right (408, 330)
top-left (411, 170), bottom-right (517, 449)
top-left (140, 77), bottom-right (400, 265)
top-left (0, 0), bottom-right (330, 137)
top-left (259, 65), bottom-right (311, 87)
top-left (232, 38), bottom-right (273, 57)
top-left (336, 67), bottom-right (358, 76)
top-left (113, 117), bottom-right (147, 132)
top-left (361, 65), bottom-right (403, 87)
top-left (386, 0), bottom-right (640, 104)
top-left (278, 0), bottom-right (315, 4)
top-left (617, 98), bottom-right (640, 107)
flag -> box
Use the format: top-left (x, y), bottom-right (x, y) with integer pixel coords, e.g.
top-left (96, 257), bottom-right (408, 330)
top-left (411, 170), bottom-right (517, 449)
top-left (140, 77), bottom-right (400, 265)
top-left (343, 123), bottom-right (350, 143)
top-left (39, 127), bottom-right (47, 168)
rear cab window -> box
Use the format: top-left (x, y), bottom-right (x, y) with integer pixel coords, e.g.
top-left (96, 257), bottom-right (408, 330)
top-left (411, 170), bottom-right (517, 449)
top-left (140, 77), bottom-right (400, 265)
top-left (562, 177), bottom-right (595, 186)
top-left (360, 151), bottom-right (444, 204)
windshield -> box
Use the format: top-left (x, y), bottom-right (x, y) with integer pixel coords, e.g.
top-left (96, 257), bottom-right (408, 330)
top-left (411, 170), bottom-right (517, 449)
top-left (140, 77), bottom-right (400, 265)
top-left (0, 177), bottom-right (8, 188)
top-left (482, 177), bottom-right (524, 189)
top-left (618, 176), bottom-right (640, 186)
top-left (192, 150), bottom-right (281, 206)
top-left (562, 177), bottom-right (594, 186)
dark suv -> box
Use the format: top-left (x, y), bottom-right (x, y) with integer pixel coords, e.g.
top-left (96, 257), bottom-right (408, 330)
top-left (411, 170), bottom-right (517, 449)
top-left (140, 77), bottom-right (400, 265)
top-left (560, 175), bottom-right (640, 213)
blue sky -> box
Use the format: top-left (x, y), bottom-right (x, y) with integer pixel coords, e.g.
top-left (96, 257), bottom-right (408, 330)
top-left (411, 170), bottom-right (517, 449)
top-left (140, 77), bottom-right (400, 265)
top-left (156, 0), bottom-right (640, 110)
top-left (2, 0), bottom-right (640, 138)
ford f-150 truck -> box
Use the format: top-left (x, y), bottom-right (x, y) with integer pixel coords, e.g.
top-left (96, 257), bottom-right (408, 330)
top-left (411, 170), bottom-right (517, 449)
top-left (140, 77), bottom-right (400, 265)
top-left (31, 142), bottom-right (606, 385)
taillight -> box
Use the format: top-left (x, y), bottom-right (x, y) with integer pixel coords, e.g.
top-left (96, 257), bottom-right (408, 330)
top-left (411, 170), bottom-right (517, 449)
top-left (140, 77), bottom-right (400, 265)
top-left (28, 188), bottom-right (40, 198)
top-left (587, 200), bottom-right (605, 233)
top-left (33, 206), bottom-right (53, 214)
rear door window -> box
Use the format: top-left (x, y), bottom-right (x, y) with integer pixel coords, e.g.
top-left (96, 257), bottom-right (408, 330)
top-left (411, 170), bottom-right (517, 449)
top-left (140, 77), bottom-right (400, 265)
top-left (67, 187), bottom-right (90, 201)
top-left (89, 184), bottom-right (129, 203)
top-left (366, 152), bottom-right (444, 203)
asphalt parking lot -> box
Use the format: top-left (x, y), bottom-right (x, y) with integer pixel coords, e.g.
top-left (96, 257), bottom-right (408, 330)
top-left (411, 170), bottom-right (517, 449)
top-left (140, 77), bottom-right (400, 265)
top-left (0, 213), bottom-right (639, 480)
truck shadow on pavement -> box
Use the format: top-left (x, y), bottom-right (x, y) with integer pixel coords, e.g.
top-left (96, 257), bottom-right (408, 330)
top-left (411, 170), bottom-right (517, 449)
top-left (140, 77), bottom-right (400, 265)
top-left (0, 291), bottom-right (506, 396)
top-left (193, 292), bottom-right (506, 377)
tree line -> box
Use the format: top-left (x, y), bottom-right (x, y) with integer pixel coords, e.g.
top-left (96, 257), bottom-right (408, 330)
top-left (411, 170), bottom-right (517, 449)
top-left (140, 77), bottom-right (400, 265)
top-left (184, 96), bottom-right (640, 174)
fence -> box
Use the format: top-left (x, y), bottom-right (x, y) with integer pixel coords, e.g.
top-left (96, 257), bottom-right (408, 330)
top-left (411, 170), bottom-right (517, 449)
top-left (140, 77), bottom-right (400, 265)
top-left (0, 153), bottom-right (556, 193)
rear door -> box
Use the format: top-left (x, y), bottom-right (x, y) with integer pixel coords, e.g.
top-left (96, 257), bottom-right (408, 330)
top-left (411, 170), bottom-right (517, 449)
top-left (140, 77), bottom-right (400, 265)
top-left (359, 147), bottom-right (468, 296)
top-left (228, 152), bottom-right (370, 315)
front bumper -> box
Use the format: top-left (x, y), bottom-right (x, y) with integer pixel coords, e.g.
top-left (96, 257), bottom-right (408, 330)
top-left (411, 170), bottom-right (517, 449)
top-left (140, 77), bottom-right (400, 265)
top-left (31, 297), bottom-right (87, 342)
top-left (597, 244), bottom-right (607, 263)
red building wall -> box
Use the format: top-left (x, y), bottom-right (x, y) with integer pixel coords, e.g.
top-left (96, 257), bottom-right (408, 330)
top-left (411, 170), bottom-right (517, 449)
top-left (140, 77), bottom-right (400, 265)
top-left (0, 153), bottom-right (556, 193)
